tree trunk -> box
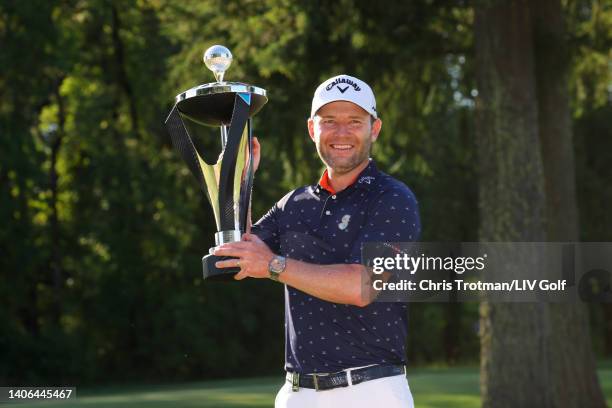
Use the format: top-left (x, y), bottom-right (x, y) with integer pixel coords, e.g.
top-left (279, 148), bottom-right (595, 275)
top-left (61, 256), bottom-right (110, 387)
top-left (532, 0), bottom-right (606, 406)
top-left (474, 1), bottom-right (551, 407)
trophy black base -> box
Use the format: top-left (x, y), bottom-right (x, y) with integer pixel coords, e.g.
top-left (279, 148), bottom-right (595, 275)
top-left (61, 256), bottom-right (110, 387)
top-left (202, 253), bottom-right (240, 281)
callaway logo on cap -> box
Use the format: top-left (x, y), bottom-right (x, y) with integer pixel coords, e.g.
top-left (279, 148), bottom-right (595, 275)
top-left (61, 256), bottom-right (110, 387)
top-left (311, 74), bottom-right (378, 119)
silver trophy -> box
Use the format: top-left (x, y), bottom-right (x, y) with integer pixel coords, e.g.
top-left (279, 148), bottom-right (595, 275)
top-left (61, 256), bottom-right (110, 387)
top-left (165, 45), bottom-right (267, 280)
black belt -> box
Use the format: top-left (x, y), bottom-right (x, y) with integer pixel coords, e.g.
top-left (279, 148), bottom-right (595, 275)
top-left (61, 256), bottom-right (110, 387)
top-left (286, 364), bottom-right (405, 392)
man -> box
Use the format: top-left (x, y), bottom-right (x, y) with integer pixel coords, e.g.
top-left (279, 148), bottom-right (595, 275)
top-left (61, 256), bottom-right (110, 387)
top-left (214, 74), bottom-right (420, 407)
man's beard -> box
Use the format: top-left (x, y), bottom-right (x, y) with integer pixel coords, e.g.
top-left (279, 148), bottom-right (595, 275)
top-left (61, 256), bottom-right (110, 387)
top-left (317, 138), bottom-right (372, 175)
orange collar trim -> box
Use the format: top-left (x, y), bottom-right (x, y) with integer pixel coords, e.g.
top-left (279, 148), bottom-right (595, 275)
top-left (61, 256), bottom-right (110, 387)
top-left (318, 169), bottom-right (360, 195)
top-left (318, 170), bottom-right (335, 194)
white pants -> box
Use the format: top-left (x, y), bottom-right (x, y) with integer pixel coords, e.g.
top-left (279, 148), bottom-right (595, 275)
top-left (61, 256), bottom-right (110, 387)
top-left (274, 373), bottom-right (414, 408)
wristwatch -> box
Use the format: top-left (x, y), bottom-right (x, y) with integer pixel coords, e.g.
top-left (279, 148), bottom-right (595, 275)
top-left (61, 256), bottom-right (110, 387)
top-left (268, 255), bottom-right (287, 281)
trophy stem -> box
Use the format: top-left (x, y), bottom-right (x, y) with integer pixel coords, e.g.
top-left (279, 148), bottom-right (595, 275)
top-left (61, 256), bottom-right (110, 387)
top-left (220, 125), bottom-right (228, 147)
top-left (215, 230), bottom-right (242, 245)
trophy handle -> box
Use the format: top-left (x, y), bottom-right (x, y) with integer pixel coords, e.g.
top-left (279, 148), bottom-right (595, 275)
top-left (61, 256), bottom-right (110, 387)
top-left (239, 119), bottom-right (254, 231)
top-left (217, 93), bottom-right (251, 232)
top-left (165, 104), bottom-right (209, 190)
top-left (165, 105), bottom-right (223, 230)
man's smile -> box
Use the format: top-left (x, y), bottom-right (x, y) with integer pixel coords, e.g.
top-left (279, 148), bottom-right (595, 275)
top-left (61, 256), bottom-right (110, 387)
top-left (330, 144), bottom-right (354, 151)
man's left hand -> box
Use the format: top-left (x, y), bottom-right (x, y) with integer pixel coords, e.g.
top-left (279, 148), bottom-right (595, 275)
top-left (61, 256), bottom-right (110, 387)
top-left (213, 233), bottom-right (274, 280)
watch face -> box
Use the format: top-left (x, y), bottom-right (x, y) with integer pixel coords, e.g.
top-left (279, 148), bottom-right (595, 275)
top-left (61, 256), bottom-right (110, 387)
top-left (270, 256), bottom-right (285, 273)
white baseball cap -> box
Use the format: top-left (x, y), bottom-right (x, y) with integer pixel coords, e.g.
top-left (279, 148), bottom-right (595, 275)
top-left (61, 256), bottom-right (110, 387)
top-left (310, 74), bottom-right (377, 119)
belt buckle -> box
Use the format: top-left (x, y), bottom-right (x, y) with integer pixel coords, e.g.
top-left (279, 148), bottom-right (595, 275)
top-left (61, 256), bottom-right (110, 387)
top-left (312, 374), bottom-right (320, 392)
top-left (291, 372), bottom-right (300, 392)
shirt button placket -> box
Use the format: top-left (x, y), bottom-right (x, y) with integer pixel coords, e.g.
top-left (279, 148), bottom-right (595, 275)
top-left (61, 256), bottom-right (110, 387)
top-left (320, 193), bottom-right (335, 219)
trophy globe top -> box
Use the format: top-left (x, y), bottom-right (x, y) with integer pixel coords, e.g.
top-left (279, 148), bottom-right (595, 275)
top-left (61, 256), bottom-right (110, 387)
top-left (204, 45), bottom-right (233, 83)
top-left (174, 45), bottom-right (267, 127)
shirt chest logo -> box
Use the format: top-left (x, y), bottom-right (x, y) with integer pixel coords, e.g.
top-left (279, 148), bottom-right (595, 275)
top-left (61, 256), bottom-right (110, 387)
top-left (338, 214), bottom-right (351, 230)
top-left (358, 176), bottom-right (375, 184)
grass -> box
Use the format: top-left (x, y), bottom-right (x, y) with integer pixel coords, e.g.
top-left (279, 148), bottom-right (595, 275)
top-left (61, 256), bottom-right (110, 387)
top-left (408, 366), bottom-right (480, 408)
top-left (13, 365), bottom-right (612, 408)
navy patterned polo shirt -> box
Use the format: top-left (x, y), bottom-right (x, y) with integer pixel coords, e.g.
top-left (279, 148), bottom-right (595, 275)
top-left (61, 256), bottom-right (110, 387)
top-left (252, 160), bottom-right (421, 374)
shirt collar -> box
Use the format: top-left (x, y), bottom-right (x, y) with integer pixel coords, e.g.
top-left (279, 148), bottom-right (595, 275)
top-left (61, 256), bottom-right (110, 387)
top-left (316, 159), bottom-right (379, 194)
